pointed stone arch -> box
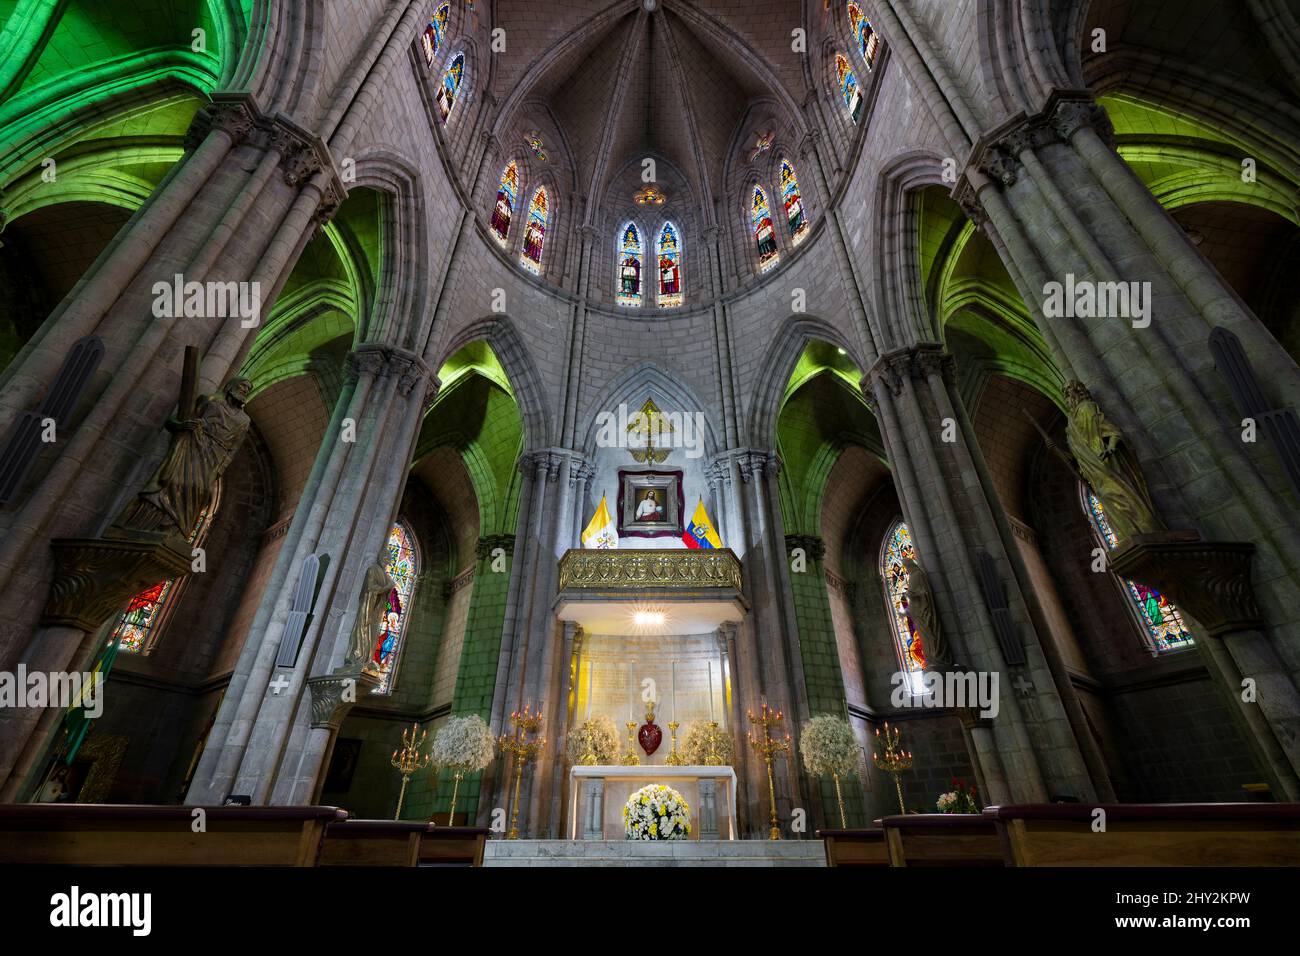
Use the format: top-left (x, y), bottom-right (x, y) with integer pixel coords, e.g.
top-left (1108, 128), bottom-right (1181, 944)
top-left (746, 315), bottom-right (864, 450)
top-left (579, 361), bottom-right (721, 461)
top-left (433, 314), bottom-right (553, 453)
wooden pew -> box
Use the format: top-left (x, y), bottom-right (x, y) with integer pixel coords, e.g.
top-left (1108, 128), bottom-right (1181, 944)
top-left (817, 828), bottom-right (889, 867)
top-left (418, 826), bottom-right (490, 867)
top-left (986, 803), bottom-right (1300, 867)
top-left (880, 813), bottom-right (1003, 867)
top-left (319, 820), bottom-right (490, 867)
top-left (0, 804), bottom-right (347, 866)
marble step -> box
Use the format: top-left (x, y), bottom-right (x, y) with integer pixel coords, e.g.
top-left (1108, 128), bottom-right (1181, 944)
top-left (483, 839), bottom-right (827, 867)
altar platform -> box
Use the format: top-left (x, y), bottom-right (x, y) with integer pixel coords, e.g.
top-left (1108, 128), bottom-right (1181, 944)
top-left (569, 766), bottom-right (737, 840)
top-left (485, 839), bottom-right (826, 867)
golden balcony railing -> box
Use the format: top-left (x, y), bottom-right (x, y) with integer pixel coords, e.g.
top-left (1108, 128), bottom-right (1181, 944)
top-left (558, 548), bottom-right (742, 592)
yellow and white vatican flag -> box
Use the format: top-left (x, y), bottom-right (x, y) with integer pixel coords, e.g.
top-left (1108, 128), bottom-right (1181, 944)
top-left (581, 494), bottom-right (618, 549)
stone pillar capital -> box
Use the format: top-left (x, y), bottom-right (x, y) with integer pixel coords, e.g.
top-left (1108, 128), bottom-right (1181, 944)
top-left (307, 670), bottom-right (379, 731)
top-left (477, 533), bottom-right (517, 559)
top-left (784, 533), bottom-right (825, 562)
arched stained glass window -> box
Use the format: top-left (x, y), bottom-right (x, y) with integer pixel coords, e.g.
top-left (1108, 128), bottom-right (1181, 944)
top-left (616, 222), bottom-right (643, 307)
top-left (657, 222), bottom-right (683, 308)
top-left (1082, 486), bottom-right (1194, 654)
top-left (373, 520), bottom-right (419, 694)
top-left (436, 53), bottom-right (464, 124)
top-left (880, 518), bottom-right (926, 694)
top-left (491, 161), bottom-right (518, 245)
top-left (836, 53), bottom-right (863, 123)
top-left (519, 187), bottom-right (548, 274)
top-left (421, 4), bottom-right (451, 67)
top-left (847, 3), bottom-right (881, 70)
top-left (752, 186), bottom-right (780, 272)
top-left (780, 160), bottom-right (808, 245)
top-left (111, 486), bottom-right (221, 655)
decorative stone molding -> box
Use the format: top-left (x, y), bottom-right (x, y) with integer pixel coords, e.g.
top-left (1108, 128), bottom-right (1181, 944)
top-left (866, 343), bottom-right (952, 395)
top-left (345, 345), bottom-right (431, 393)
top-left (736, 449), bottom-right (780, 482)
top-left (444, 565), bottom-right (476, 598)
top-left (785, 534), bottom-right (825, 563)
top-left (1108, 535), bottom-right (1264, 637)
top-left (476, 533), bottom-right (516, 559)
top-left (182, 100), bottom-right (257, 152)
top-left (951, 89), bottom-right (1114, 219)
top-left (41, 535), bottom-right (193, 630)
top-left (518, 448), bottom-right (568, 482)
top-left (307, 669), bottom-right (380, 731)
top-left (558, 548), bottom-right (743, 591)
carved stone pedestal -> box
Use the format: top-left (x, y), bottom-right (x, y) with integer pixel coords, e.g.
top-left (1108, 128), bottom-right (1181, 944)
top-left (1108, 533), bottom-right (1263, 637)
top-left (41, 534), bottom-right (194, 631)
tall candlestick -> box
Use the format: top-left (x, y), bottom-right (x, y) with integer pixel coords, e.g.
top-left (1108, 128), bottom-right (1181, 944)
top-left (584, 659), bottom-right (593, 721)
top-left (708, 663), bottom-right (715, 722)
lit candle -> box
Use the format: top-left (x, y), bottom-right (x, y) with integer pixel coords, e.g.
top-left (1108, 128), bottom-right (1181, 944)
top-left (707, 663), bottom-right (715, 722)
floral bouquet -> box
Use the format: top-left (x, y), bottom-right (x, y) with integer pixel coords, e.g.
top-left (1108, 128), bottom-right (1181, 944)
top-left (566, 714), bottom-right (620, 765)
top-left (431, 714), bottom-right (496, 824)
top-left (935, 777), bottom-right (980, 814)
top-left (623, 784), bottom-right (692, 840)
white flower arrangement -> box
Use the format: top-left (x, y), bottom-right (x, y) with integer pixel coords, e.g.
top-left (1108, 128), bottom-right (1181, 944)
top-left (937, 792), bottom-right (958, 812)
top-left (799, 714), bottom-right (859, 778)
top-left (566, 714), bottom-right (621, 765)
top-left (623, 784), bottom-right (692, 840)
top-left (681, 720), bottom-right (734, 766)
top-left (431, 714), bottom-right (495, 773)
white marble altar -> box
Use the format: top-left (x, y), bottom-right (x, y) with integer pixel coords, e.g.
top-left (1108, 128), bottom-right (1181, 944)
top-left (568, 766), bottom-right (737, 840)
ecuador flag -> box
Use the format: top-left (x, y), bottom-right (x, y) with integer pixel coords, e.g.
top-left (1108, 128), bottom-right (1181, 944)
top-left (581, 494), bottom-right (618, 549)
top-left (682, 497), bottom-right (722, 549)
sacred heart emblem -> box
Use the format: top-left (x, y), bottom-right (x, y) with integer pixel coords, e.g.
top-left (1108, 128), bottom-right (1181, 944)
top-left (638, 708), bottom-right (662, 755)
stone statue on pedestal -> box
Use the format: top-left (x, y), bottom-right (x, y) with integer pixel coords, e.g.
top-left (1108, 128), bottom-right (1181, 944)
top-left (345, 563), bottom-right (395, 674)
top-left (1061, 381), bottom-right (1163, 544)
top-left (904, 558), bottom-right (946, 667)
top-left (115, 375), bottom-right (253, 539)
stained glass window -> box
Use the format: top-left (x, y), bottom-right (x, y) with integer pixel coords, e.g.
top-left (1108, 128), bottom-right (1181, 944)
top-left (752, 186), bottom-right (780, 272)
top-left (525, 133), bottom-right (548, 162)
top-left (847, 3), bottom-right (881, 70)
top-left (656, 222), bottom-right (683, 308)
top-left (436, 53), bottom-right (464, 124)
top-left (1082, 487), bottom-right (1194, 654)
top-left (421, 4), bottom-right (450, 68)
top-left (616, 222), bottom-right (643, 307)
top-left (491, 161), bottom-right (518, 245)
top-left (373, 520), bottom-right (419, 694)
top-left (880, 518), bottom-right (927, 694)
top-left (836, 53), bottom-right (863, 123)
top-left (780, 160), bottom-right (808, 245)
top-left (519, 186), bottom-right (548, 274)
top-left (111, 490), bottom-right (219, 655)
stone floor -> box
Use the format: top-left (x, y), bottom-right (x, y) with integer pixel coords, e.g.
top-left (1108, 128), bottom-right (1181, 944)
top-left (484, 839), bottom-right (828, 866)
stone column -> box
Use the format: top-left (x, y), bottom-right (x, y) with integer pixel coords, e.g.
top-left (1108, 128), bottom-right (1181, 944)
top-left (955, 91), bottom-right (1300, 795)
top-left (184, 346), bottom-right (433, 805)
top-left (865, 344), bottom-right (1101, 804)
top-left (0, 96), bottom-right (345, 799)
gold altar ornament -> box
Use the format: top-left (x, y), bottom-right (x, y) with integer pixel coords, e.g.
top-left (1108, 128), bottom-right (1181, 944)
top-left (747, 703), bottom-right (791, 840)
top-left (622, 721), bottom-right (641, 765)
top-left (665, 721), bottom-right (684, 766)
top-left (498, 705), bottom-right (545, 839)
top-left (873, 720), bottom-right (913, 814)
top-left (390, 722), bottom-right (430, 820)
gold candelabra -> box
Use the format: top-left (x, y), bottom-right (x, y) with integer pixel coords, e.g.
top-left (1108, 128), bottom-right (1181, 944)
top-left (573, 722), bottom-right (601, 766)
top-left (747, 703), bottom-right (791, 840)
top-left (497, 704), bottom-right (545, 839)
top-left (621, 721), bottom-right (641, 765)
top-left (665, 721), bottom-right (684, 765)
top-left (872, 720), bottom-right (913, 814)
top-left (702, 720), bottom-right (727, 766)
top-left (390, 722), bottom-right (430, 820)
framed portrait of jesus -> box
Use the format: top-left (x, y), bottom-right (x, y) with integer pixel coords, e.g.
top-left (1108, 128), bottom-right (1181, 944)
top-left (617, 469), bottom-right (684, 537)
